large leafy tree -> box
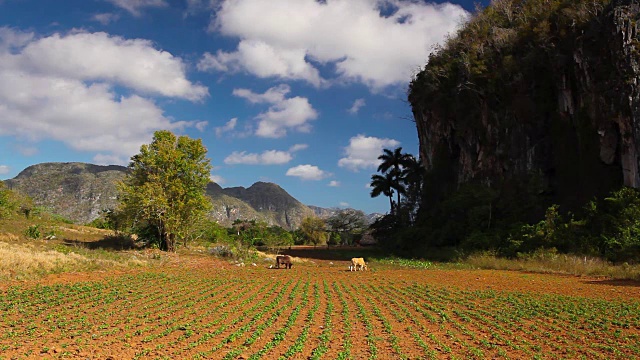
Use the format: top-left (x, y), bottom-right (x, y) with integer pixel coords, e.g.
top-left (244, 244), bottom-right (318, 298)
top-left (118, 130), bottom-right (212, 252)
top-left (326, 208), bottom-right (367, 245)
top-left (300, 216), bottom-right (328, 247)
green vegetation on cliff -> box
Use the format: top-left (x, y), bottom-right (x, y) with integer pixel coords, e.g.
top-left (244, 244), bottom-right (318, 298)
top-left (398, 0), bottom-right (640, 262)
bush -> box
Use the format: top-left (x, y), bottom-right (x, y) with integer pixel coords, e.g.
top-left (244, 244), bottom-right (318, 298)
top-left (25, 225), bottom-right (41, 239)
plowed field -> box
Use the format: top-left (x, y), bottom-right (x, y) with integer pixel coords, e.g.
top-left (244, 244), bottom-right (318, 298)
top-left (1, 251), bottom-right (639, 359)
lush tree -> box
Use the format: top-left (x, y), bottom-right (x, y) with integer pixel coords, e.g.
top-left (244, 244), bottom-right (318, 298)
top-left (0, 181), bottom-right (16, 219)
top-left (300, 216), bottom-right (328, 247)
top-left (117, 130), bottom-right (212, 252)
top-left (370, 172), bottom-right (396, 214)
top-left (326, 208), bottom-right (367, 245)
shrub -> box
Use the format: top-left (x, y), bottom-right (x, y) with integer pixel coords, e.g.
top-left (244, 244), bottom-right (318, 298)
top-left (25, 225), bottom-right (41, 239)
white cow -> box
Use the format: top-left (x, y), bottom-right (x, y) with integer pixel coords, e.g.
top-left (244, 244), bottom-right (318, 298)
top-left (350, 257), bottom-right (367, 271)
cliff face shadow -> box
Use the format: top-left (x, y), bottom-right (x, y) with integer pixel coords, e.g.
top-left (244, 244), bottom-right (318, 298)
top-left (273, 246), bottom-right (381, 262)
top-left (62, 235), bottom-right (137, 251)
top-left (584, 279), bottom-right (640, 287)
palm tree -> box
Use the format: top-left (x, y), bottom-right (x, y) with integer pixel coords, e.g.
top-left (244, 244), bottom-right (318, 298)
top-left (377, 147), bottom-right (413, 208)
top-left (377, 147), bottom-right (413, 174)
top-left (399, 156), bottom-right (425, 223)
top-left (370, 172), bottom-right (396, 214)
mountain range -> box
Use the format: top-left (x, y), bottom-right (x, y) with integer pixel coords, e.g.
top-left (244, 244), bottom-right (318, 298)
top-left (4, 162), bottom-right (381, 229)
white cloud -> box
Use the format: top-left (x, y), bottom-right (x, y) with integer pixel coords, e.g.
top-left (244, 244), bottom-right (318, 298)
top-left (328, 180), bottom-right (340, 187)
top-left (194, 121), bottom-right (208, 132)
top-left (289, 144), bottom-right (308, 152)
top-left (0, 28), bottom-right (204, 163)
top-left (199, 40), bottom-right (324, 87)
top-left (202, 0), bottom-right (469, 90)
top-left (338, 134), bottom-right (400, 171)
top-left (286, 164), bottom-right (330, 181)
top-left (0, 165), bottom-right (9, 175)
top-left (233, 85), bottom-right (318, 138)
top-left (215, 117), bottom-right (237, 137)
top-left (13, 31), bottom-right (207, 101)
top-left (104, 0), bottom-right (168, 16)
top-left (210, 174), bottom-right (226, 185)
top-left (348, 98), bottom-right (366, 114)
top-left (92, 13), bottom-right (121, 25)
top-left (93, 153), bottom-right (127, 166)
top-left (224, 150), bottom-right (292, 165)
top-left (339, 202), bottom-right (349, 207)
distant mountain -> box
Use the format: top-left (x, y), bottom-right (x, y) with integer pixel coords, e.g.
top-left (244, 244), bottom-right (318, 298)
top-left (3, 162), bottom-right (330, 229)
top-left (5, 162), bottom-right (126, 223)
top-left (307, 205), bottom-right (337, 219)
top-left (308, 205), bottom-right (384, 225)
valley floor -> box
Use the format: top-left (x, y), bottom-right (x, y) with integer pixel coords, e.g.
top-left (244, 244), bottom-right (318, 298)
top-left (0, 248), bottom-right (639, 359)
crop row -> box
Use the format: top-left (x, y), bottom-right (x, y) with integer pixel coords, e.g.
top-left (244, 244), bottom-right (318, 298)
top-left (0, 268), bottom-right (639, 359)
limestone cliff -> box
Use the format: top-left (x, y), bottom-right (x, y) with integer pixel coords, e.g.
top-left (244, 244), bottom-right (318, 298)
top-left (409, 0), bottom-right (640, 213)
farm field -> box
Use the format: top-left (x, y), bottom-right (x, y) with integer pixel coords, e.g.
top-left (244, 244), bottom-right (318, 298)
top-left (1, 249), bottom-right (640, 359)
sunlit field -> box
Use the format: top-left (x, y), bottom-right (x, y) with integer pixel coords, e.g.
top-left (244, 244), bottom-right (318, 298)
top-left (0, 247), bottom-right (639, 359)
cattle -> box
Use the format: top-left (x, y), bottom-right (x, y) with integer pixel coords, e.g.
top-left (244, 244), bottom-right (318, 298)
top-left (275, 255), bottom-right (293, 269)
top-left (350, 257), bottom-right (367, 271)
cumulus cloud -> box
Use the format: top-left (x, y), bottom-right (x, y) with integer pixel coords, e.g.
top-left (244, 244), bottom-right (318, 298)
top-left (199, 40), bottom-right (324, 87)
top-left (201, 0), bottom-right (469, 90)
top-left (92, 13), bottom-right (121, 25)
top-left (0, 165), bottom-right (9, 175)
top-left (328, 180), bottom-right (340, 187)
top-left (233, 84), bottom-right (318, 138)
top-left (210, 174), bottom-right (225, 185)
top-left (348, 98), bottom-right (366, 114)
top-left (289, 144), bottom-right (308, 152)
top-left (14, 31), bottom-right (207, 101)
top-left (215, 117), bottom-right (237, 137)
top-left (338, 134), bottom-right (400, 171)
top-left (224, 150), bottom-right (292, 165)
top-left (104, 0), bottom-right (168, 16)
top-left (0, 27), bottom-right (204, 164)
top-left (286, 164), bottom-right (330, 181)
top-left (94, 153), bottom-right (127, 166)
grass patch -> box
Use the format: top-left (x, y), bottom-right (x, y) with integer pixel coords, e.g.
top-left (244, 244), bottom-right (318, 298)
top-left (0, 241), bottom-right (150, 280)
top-left (465, 251), bottom-right (640, 281)
top-left (376, 257), bottom-right (434, 269)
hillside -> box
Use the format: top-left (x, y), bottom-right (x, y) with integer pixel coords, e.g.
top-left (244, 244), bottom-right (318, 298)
top-left (409, 0), bottom-right (639, 221)
top-left (4, 162), bottom-right (327, 229)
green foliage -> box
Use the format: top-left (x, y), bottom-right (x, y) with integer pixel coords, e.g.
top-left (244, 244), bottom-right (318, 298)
top-left (326, 208), bottom-right (366, 245)
top-left (300, 216), bottom-right (328, 246)
top-left (506, 187), bottom-right (640, 262)
top-left (0, 181), bottom-right (31, 219)
top-left (117, 130), bottom-right (212, 252)
top-left (86, 209), bottom-right (119, 230)
top-left (370, 147), bottom-right (419, 216)
top-left (25, 225), bottom-right (41, 239)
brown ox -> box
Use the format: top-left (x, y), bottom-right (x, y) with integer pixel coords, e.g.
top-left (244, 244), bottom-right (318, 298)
top-left (350, 257), bottom-right (367, 271)
top-left (275, 255), bottom-right (293, 269)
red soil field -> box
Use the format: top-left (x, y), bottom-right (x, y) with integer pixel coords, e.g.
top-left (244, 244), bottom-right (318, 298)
top-left (1, 249), bottom-right (639, 359)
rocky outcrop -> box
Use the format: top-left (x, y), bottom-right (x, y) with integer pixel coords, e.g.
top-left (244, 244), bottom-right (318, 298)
top-left (5, 162), bottom-right (126, 223)
top-left (409, 0), bottom-right (640, 213)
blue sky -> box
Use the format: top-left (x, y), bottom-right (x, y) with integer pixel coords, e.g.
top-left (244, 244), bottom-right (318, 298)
top-left (0, 0), bottom-right (488, 214)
